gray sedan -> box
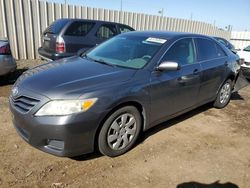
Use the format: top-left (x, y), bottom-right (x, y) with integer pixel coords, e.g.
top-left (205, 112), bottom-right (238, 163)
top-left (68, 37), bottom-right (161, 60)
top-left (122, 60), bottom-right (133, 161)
top-left (0, 38), bottom-right (16, 76)
top-left (10, 32), bottom-right (241, 157)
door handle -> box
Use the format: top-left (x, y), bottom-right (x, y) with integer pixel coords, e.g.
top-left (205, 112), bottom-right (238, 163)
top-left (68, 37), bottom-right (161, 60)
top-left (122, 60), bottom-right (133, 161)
top-left (178, 69), bottom-right (199, 84)
top-left (178, 75), bottom-right (197, 84)
top-left (224, 61), bottom-right (228, 66)
top-left (178, 76), bottom-right (192, 83)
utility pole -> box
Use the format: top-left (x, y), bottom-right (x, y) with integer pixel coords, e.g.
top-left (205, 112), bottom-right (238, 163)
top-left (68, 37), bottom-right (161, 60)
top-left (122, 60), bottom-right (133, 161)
top-left (190, 13), bottom-right (193, 21)
top-left (158, 8), bottom-right (164, 17)
top-left (65, 0), bottom-right (67, 5)
top-left (120, 0), bottom-right (123, 12)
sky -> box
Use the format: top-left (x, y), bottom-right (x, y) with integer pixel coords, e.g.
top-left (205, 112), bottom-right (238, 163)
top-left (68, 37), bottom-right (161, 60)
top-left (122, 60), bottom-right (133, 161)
top-left (44, 0), bottom-right (250, 31)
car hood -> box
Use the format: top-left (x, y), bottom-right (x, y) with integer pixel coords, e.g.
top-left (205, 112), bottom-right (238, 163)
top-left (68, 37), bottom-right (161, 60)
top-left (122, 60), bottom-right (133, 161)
top-left (17, 56), bottom-right (137, 99)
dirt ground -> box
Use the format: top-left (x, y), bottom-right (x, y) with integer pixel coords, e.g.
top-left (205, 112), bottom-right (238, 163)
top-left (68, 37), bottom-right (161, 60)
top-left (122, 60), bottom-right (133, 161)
top-left (0, 60), bottom-right (250, 188)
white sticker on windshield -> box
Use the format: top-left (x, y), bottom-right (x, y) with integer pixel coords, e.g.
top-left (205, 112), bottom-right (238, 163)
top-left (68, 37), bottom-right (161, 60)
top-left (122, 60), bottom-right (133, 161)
top-left (146, 37), bottom-right (167, 44)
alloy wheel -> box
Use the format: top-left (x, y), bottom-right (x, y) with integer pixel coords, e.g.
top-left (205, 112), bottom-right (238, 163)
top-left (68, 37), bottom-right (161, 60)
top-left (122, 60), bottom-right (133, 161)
top-left (219, 83), bottom-right (231, 104)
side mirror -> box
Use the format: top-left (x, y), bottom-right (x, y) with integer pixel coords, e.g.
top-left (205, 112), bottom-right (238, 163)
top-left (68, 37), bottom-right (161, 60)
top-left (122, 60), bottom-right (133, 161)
top-left (156, 61), bottom-right (180, 71)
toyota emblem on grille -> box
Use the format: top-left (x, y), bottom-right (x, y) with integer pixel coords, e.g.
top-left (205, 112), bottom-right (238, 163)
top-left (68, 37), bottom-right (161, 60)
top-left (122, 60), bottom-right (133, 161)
top-left (12, 87), bottom-right (19, 97)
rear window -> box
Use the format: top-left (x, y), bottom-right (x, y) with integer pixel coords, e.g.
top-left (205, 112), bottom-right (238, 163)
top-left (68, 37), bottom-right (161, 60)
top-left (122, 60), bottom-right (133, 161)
top-left (215, 38), bottom-right (227, 46)
top-left (64, 22), bottom-right (95, 36)
top-left (195, 38), bottom-right (226, 61)
top-left (44, 19), bottom-right (69, 34)
top-left (119, 25), bottom-right (134, 33)
top-left (96, 24), bottom-right (117, 39)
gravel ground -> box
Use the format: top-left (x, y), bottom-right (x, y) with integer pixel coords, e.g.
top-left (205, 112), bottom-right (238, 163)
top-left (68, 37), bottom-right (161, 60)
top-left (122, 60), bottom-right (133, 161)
top-left (0, 60), bottom-right (249, 188)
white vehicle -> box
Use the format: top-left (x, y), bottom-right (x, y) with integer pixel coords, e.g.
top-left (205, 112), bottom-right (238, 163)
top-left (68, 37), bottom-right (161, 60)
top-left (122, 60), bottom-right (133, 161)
top-left (238, 45), bottom-right (250, 79)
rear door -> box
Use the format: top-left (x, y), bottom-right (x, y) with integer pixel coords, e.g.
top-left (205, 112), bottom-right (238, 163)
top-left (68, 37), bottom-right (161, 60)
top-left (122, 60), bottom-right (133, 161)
top-left (94, 24), bottom-right (118, 45)
top-left (42, 19), bottom-right (69, 53)
top-left (62, 21), bottom-right (96, 53)
top-left (150, 38), bottom-right (202, 123)
top-left (194, 38), bottom-right (228, 102)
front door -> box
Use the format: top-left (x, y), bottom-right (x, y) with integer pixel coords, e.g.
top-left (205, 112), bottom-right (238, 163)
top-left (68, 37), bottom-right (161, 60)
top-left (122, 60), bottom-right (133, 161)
top-left (150, 38), bottom-right (201, 124)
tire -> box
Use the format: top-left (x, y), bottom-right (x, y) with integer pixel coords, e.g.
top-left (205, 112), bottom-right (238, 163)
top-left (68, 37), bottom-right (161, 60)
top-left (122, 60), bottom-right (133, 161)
top-left (98, 106), bottom-right (142, 157)
top-left (213, 79), bottom-right (232, 109)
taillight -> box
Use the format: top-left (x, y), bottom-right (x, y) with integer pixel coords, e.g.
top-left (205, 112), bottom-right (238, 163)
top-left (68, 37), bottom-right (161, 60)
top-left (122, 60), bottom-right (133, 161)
top-left (56, 36), bottom-right (65, 53)
top-left (0, 44), bottom-right (11, 55)
top-left (56, 42), bottom-right (65, 53)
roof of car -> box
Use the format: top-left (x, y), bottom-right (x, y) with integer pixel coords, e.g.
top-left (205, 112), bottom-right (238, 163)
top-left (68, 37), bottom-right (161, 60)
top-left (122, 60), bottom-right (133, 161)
top-left (57, 18), bottom-right (130, 26)
top-left (122, 31), bottom-right (212, 40)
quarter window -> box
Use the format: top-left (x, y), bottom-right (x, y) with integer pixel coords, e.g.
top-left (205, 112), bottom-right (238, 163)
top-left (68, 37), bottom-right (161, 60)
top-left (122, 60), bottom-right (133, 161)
top-left (216, 44), bottom-right (227, 57)
top-left (96, 25), bottom-right (117, 39)
top-left (162, 38), bottom-right (195, 65)
top-left (64, 22), bottom-right (95, 36)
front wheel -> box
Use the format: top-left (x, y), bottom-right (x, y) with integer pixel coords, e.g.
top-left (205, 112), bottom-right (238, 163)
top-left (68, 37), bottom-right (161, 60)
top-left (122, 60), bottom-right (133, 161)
top-left (98, 106), bottom-right (142, 157)
top-left (213, 79), bottom-right (232, 109)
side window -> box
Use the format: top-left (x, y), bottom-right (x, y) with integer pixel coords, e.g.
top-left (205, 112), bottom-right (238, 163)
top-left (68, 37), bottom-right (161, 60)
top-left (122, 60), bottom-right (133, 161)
top-left (119, 25), bottom-right (134, 33)
top-left (196, 38), bottom-right (225, 61)
top-left (162, 38), bottom-right (195, 66)
top-left (96, 24), bottom-right (117, 39)
top-left (64, 22), bottom-right (95, 36)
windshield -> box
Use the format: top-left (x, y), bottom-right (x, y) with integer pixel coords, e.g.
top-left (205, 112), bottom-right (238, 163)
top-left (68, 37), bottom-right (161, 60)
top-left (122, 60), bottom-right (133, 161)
top-left (243, 45), bottom-right (250, 52)
top-left (86, 35), bottom-right (165, 69)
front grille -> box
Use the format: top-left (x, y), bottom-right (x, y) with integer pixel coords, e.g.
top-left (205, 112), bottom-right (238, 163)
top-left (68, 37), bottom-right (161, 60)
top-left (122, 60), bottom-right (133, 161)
top-left (11, 95), bottom-right (40, 113)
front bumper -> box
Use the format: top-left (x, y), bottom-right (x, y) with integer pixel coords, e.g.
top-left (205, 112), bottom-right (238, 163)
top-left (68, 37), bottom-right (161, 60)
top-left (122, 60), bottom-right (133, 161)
top-left (9, 91), bottom-right (107, 157)
top-left (0, 55), bottom-right (16, 76)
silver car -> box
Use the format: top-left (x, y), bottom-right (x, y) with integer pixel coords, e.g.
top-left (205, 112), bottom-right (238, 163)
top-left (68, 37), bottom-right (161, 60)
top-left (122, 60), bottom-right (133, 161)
top-left (0, 38), bottom-right (16, 76)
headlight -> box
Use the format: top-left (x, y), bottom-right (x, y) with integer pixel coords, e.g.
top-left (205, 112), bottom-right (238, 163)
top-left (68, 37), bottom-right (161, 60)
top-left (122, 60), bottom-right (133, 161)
top-left (35, 98), bottom-right (98, 116)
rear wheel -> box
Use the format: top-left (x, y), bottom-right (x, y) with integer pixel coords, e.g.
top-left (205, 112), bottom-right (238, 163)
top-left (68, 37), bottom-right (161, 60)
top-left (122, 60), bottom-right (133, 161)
top-left (98, 106), bottom-right (142, 157)
top-left (213, 79), bottom-right (232, 108)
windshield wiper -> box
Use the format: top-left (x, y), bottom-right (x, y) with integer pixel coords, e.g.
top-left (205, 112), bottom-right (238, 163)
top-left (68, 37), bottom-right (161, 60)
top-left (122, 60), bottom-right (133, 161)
top-left (83, 54), bottom-right (115, 67)
top-left (94, 59), bottom-right (114, 66)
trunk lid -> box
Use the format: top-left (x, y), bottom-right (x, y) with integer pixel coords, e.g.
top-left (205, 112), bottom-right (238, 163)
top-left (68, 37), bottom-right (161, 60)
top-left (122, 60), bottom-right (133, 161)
top-left (42, 33), bottom-right (58, 52)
